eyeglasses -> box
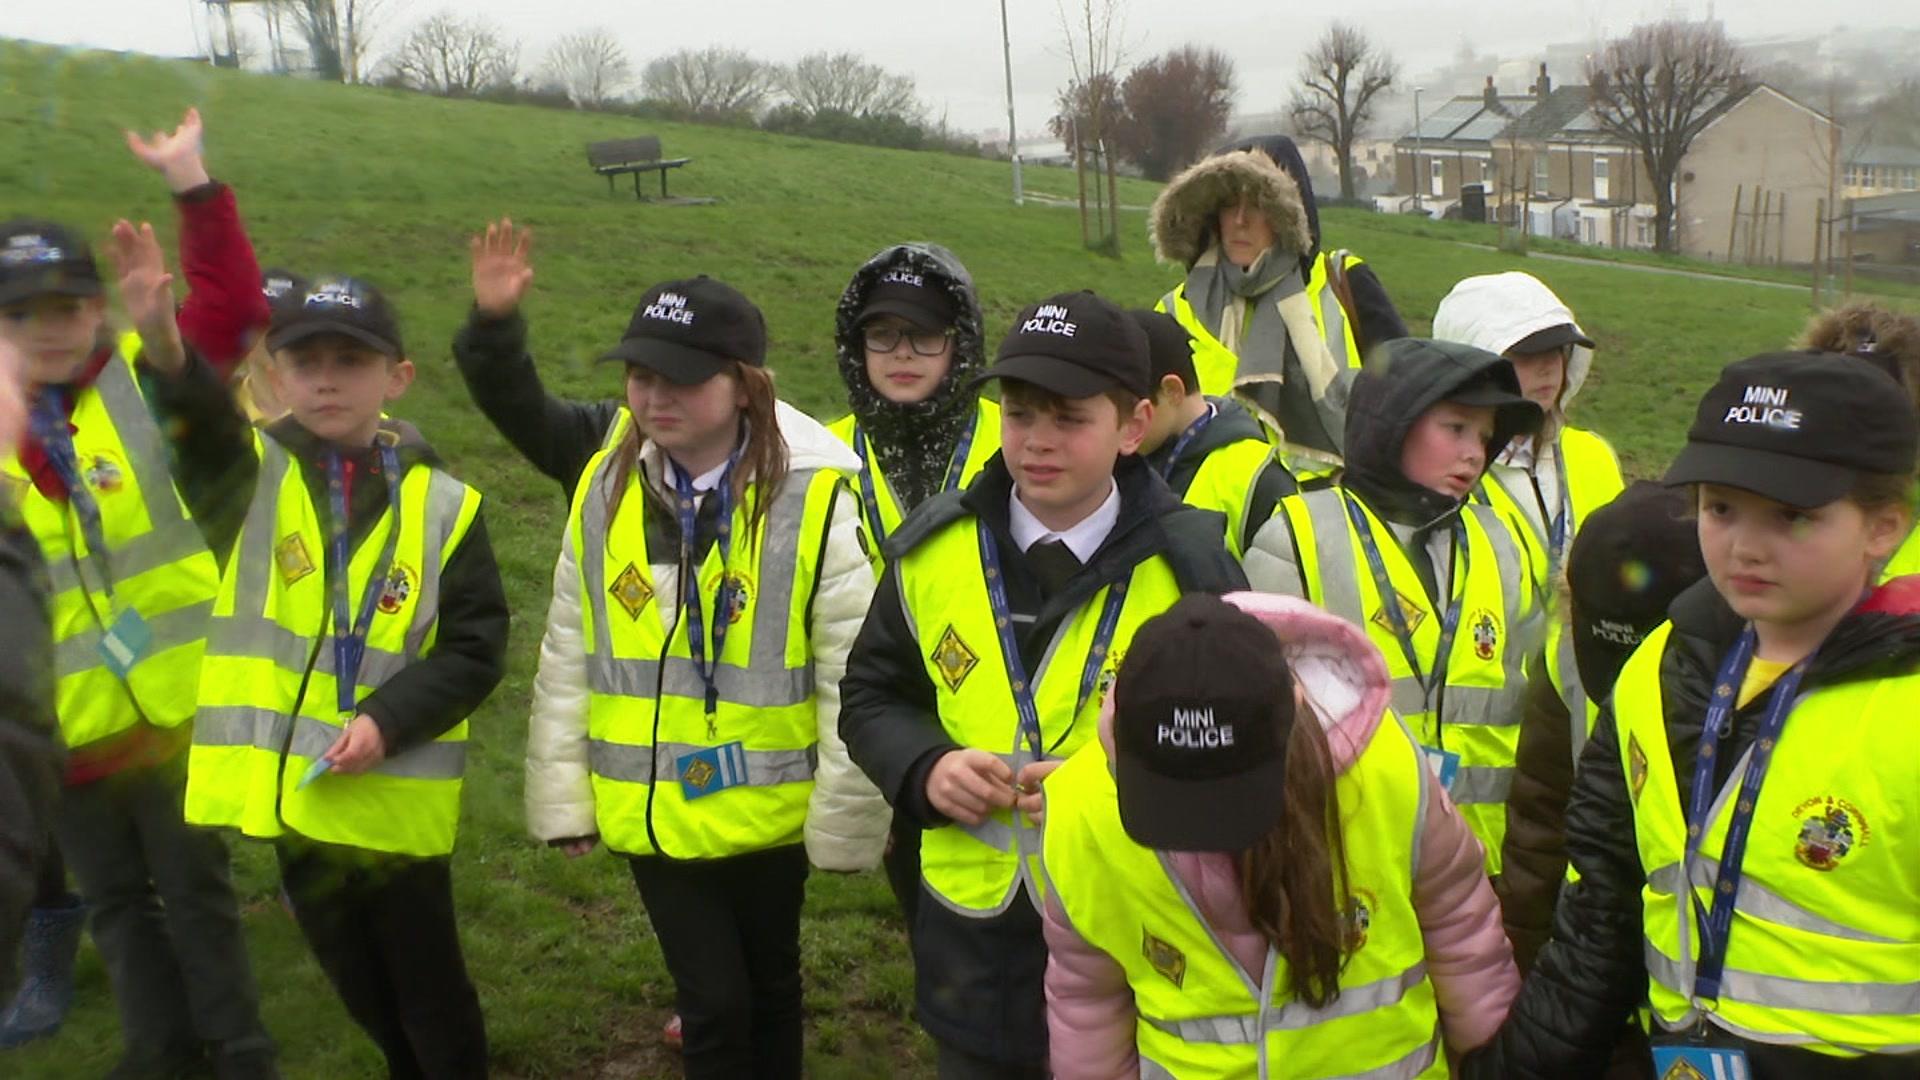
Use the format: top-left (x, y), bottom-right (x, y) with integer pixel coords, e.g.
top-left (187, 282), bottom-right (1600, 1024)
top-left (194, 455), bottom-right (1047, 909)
top-left (863, 325), bottom-right (954, 357)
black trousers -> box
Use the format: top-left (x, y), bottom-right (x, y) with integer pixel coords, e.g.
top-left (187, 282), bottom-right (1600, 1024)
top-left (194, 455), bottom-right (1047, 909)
top-left (276, 841), bottom-right (486, 1080)
top-left (628, 844), bottom-right (809, 1080)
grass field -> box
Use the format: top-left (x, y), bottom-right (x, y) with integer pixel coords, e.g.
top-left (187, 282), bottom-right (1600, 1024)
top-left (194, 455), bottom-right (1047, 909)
top-left (1, 37), bottom-right (1906, 1078)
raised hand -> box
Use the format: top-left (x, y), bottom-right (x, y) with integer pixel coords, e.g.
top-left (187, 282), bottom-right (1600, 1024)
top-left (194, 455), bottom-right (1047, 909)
top-left (108, 220), bottom-right (184, 374)
top-left (0, 339), bottom-right (24, 452)
top-left (125, 107), bottom-right (212, 194)
top-left (470, 218), bottom-right (534, 318)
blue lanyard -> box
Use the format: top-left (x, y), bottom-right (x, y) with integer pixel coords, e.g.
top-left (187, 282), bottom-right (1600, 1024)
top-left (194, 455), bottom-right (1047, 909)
top-left (1157, 404), bottom-right (1216, 484)
top-left (851, 407), bottom-right (977, 544)
top-left (670, 450), bottom-right (742, 718)
top-left (1343, 494), bottom-right (1467, 712)
top-left (30, 388), bottom-right (117, 600)
top-left (976, 520), bottom-right (1127, 760)
top-left (1687, 626), bottom-right (1810, 1004)
top-left (1546, 443), bottom-right (1571, 577)
top-left (325, 443), bottom-right (405, 719)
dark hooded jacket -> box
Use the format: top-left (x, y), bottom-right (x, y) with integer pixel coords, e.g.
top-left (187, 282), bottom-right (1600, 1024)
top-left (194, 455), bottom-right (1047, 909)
top-left (452, 308), bottom-right (623, 500)
top-left (838, 452), bottom-right (1247, 1065)
top-left (833, 243), bottom-right (989, 513)
top-left (1143, 395), bottom-right (1297, 554)
top-left (1462, 576), bottom-right (1920, 1080)
top-left (0, 517), bottom-right (60, 998)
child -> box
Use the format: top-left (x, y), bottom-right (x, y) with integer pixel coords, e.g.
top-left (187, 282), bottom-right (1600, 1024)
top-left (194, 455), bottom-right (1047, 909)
top-left (523, 276), bottom-right (885, 1079)
top-left (0, 219), bottom-right (277, 1076)
top-left (1434, 271), bottom-right (1625, 585)
top-left (1132, 308), bottom-right (1296, 558)
top-left (1149, 135), bottom-right (1406, 458)
top-left (182, 275), bottom-right (509, 1078)
top-left (1042, 592), bottom-right (1517, 1078)
top-left (823, 243), bottom-right (1002, 924)
top-left (1465, 352), bottom-right (1920, 1079)
top-left (1497, 481), bottom-right (1706, 973)
top-left (1801, 302), bottom-right (1920, 581)
top-left (1244, 337), bottom-right (1546, 874)
top-left (839, 291), bottom-right (1247, 1077)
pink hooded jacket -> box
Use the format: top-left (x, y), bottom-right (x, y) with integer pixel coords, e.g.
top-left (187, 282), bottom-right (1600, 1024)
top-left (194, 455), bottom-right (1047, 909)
top-left (1041, 592), bottom-right (1519, 1078)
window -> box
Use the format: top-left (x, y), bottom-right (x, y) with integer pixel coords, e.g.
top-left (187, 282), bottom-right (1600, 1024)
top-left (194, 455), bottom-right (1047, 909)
top-left (1534, 153), bottom-right (1550, 195)
top-left (1844, 164), bottom-right (1866, 187)
top-left (1430, 158), bottom-right (1445, 197)
top-left (1903, 168), bottom-right (1919, 192)
top-left (1593, 156), bottom-right (1611, 201)
top-left (1481, 158), bottom-right (1495, 184)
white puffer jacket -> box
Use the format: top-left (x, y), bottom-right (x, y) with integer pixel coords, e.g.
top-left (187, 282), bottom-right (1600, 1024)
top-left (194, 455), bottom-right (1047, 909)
top-left (524, 400), bottom-right (888, 871)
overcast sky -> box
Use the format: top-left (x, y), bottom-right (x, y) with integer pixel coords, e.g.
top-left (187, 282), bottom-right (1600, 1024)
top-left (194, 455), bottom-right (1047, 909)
top-left (3, 1), bottom-right (1905, 135)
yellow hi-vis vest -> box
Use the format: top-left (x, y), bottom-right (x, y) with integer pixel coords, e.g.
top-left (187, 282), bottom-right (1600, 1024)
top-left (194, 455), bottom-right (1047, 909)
top-left (187, 433), bottom-right (481, 857)
top-left (1279, 488), bottom-right (1541, 874)
top-left (1613, 622), bottom-right (1920, 1056)
top-left (1156, 250), bottom-right (1367, 402)
top-left (1542, 614), bottom-right (1601, 765)
top-left (1042, 726), bottom-right (1446, 1079)
top-left (3, 338), bottom-right (218, 750)
top-left (895, 519), bottom-right (1185, 917)
top-left (572, 449), bottom-right (848, 859)
top-left (1882, 525), bottom-right (1920, 583)
top-left (1476, 426), bottom-right (1624, 594)
top-left (602, 407), bottom-right (635, 452)
top-left (826, 399), bottom-right (1002, 548)
top-left (1168, 435), bottom-right (1286, 560)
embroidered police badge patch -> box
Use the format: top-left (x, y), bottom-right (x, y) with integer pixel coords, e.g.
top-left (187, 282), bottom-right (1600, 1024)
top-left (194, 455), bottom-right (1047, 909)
top-left (1369, 589), bottom-right (1428, 635)
top-left (931, 625), bottom-right (978, 692)
top-left (275, 534), bottom-right (315, 585)
top-left (610, 562), bottom-right (654, 620)
top-left (1470, 609), bottom-right (1499, 661)
top-left (83, 452), bottom-right (125, 494)
top-left (705, 569), bottom-right (752, 625)
top-left (1792, 795), bottom-right (1868, 871)
top-left (1142, 930), bottom-right (1186, 988)
top-left (1345, 889), bottom-right (1377, 951)
top-left (377, 562), bottom-right (414, 615)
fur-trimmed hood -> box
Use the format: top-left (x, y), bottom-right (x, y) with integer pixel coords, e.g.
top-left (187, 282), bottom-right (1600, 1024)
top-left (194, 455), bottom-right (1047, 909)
top-left (1150, 148), bottom-right (1315, 270)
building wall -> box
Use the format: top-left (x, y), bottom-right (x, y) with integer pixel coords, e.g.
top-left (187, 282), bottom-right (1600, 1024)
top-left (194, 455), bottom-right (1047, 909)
top-left (1677, 89), bottom-right (1835, 264)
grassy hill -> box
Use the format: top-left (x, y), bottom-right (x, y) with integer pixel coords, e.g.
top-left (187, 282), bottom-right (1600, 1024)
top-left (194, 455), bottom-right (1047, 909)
top-left (0, 37), bottom-right (1900, 1078)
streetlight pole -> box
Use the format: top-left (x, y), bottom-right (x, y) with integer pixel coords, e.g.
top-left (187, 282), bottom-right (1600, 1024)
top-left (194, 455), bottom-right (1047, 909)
top-left (1412, 86), bottom-right (1425, 214)
top-left (1000, 0), bottom-right (1024, 206)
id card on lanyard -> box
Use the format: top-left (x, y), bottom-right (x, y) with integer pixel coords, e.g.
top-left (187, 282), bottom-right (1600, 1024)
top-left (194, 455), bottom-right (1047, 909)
top-left (852, 408), bottom-right (975, 545)
top-left (1652, 625), bottom-right (1812, 1075)
top-left (1344, 495), bottom-right (1467, 790)
top-left (30, 388), bottom-right (150, 678)
top-left (668, 450), bottom-right (750, 800)
top-left (977, 521), bottom-right (1126, 763)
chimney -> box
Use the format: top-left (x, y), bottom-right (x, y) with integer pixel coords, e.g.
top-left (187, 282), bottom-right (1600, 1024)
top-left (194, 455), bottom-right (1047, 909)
top-left (1533, 63), bottom-right (1552, 100)
top-left (1484, 75), bottom-right (1498, 108)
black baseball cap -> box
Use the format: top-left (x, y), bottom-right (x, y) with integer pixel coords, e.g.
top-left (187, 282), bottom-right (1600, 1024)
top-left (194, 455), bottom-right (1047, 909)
top-left (1112, 595), bottom-right (1293, 852)
top-left (1663, 351), bottom-right (1919, 508)
top-left (1507, 323), bottom-right (1595, 356)
top-left (266, 275), bottom-right (404, 356)
top-left (858, 263), bottom-right (957, 332)
top-left (979, 291), bottom-right (1151, 399)
top-left (0, 220), bottom-right (102, 307)
top-left (260, 267), bottom-right (307, 306)
top-left (1565, 481), bottom-right (1708, 700)
top-left (600, 276), bottom-right (767, 384)
top-left (1130, 309), bottom-right (1199, 393)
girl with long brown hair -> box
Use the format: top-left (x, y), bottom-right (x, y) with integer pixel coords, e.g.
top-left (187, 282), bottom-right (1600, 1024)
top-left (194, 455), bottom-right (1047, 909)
top-left (1041, 592), bottom-right (1517, 1078)
top-left (523, 277), bottom-right (886, 1079)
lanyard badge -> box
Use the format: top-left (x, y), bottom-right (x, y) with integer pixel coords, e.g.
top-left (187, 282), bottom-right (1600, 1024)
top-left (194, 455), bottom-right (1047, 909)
top-left (325, 441), bottom-right (406, 725)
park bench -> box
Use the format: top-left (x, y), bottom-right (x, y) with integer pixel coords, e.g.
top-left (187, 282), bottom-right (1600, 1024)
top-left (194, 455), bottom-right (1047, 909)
top-left (586, 136), bottom-right (693, 201)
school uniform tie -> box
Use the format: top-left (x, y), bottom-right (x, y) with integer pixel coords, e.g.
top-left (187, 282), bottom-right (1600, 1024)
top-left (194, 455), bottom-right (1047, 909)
top-left (1026, 538), bottom-right (1081, 598)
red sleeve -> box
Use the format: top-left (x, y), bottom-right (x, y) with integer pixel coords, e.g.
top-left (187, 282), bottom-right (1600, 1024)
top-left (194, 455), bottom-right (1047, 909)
top-left (174, 182), bottom-right (269, 376)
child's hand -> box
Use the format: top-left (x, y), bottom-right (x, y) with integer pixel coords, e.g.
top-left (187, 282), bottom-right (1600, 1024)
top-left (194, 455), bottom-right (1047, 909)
top-left (0, 339), bottom-right (24, 451)
top-left (926, 749), bottom-right (1017, 827)
top-left (470, 218), bottom-right (534, 318)
top-left (125, 107), bottom-right (211, 194)
top-left (108, 220), bottom-right (184, 375)
top-left (323, 714), bottom-right (388, 774)
top-left (1014, 760), bottom-right (1061, 826)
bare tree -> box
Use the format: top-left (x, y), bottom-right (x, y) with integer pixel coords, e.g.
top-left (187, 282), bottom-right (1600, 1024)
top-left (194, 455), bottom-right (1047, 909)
top-left (339, 0), bottom-right (390, 84)
top-left (389, 11), bottom-right (518, 97)
top-left (779, 52), bottom-right (920, 120)
top-left (1286, 23), bottom-right (1398, 200)
top-left (1056, 0), bottom-right (1128, 252)
top-left (641, 47), bottom-right (776, 118)
top-left (1112, 46), bottom-right (1237, 181)
top-left (266, 0), bottom-right (387, 82)
top-left (540, 27), bottom-right (632, 108)
top-left (1586, 20), bottom-right (1752, 253)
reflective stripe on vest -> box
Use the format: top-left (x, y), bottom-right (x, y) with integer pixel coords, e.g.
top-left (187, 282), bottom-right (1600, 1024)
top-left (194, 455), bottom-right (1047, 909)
top-left (1156, 251), bottom-right (1366, 402)
top-left (1043, 720), bottom-right (1446, 1079)
top-left (1477, 426), bottom-right (1624, 596)
top-left (186, 434), bottom-right (479, 856)
top-left (573, 448), bottom-right (841, 859)
top-left (896, 520), bottom-right (1185, 918)
top-left (1542, 615), bottom-right (1599, 765)
top-left (1283, 487), bottom-right (1540, 874)
top-left (3, 343), bottom-right (219, 747)
top-left (1176, 436), bottom-right (1285, 560)
top-left (826, 400), bottom-right (1003, 549)
top-left (1615, 623), bottom-right (1920, 1056)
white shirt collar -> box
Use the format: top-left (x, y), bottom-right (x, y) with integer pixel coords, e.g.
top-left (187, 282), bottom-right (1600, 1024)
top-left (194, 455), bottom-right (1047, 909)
top-left (669, 457), bottom-right (730, 494)
top-left (1008, 480), bottom-right (1120, 563)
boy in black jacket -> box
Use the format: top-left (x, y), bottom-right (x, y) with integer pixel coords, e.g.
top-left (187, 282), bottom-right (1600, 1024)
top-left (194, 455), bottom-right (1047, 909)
top-left (840, 292), bottom-right (1246, 1077)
